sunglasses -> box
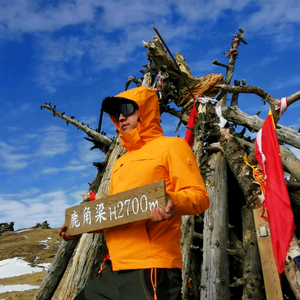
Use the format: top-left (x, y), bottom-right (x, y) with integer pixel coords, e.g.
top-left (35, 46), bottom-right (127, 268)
top-left (115, 103), bottom-right (138, 121)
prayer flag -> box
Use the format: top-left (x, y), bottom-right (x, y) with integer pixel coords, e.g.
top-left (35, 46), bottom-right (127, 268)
top-left (89, 191), bottom-right (96, 201)
top-left (255, 110), bottom-right (295, 274)
top-left (184, 102), bottom-right (198, 147)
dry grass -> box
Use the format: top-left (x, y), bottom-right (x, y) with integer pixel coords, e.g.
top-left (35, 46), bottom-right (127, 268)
top-left (0, 227), bottom-right (67, 300)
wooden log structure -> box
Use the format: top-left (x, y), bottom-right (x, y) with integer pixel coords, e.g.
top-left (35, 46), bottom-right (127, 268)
top-left (241, 206), bottom-right (264, 299)
top-left (37, 28), bottom-right (300, 300)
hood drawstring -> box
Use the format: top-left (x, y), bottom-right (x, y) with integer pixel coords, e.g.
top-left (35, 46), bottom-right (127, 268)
top-left (151, 268), bottom-right (158, 300)
top-left (97, 106), bottom-right (104, 133)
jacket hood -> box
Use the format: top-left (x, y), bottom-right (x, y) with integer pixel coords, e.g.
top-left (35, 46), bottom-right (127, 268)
top-left (102, 86), bottom-right (164, 151)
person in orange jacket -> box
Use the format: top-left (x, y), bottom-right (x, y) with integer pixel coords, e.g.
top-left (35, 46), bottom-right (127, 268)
top-left (59, 86), bottom-right (210, 300)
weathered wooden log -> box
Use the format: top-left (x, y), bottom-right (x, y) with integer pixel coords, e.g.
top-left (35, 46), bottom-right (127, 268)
top-left (290, 190), bottom-right (300, 212)
top-left (33, 239), bottom-right (79, 300)
top-left (230, 133), bottom-right (299, 298)
top-left (227, 229), bottom-right (244, 278)
top-left (280, 145), bottom-right (300, 182)
top-left (57, 137), bottom-right (125, 300)
top-left (190, 215), bottom-right (204, 300)
top-left (220, 128), bottom-right (262, 207)
top-left (41, 103), bottom-right (112, 147)
top-left (163, 105), bottom-right (189, 124)
top-left (181, 215), bottom-right (196, 300)
top-left (223, 105), bottom-right (300, 150)
top-left (189, 249), bottom-right (201, 300)
top-left (241, 206), bottom-right (264, 299)
top-left (216, 85), bottom-right (300, 110)
top-left (220, 31), bottom-right (247, 106)
top-left (33, 138), bottom-right (118, 300)
top-left (176, 52), bottom-right (192, 75)
top-left (284, 235), bottom-right (300, 299)
top-left (216, 84), bottom-right (279, 107)
top-left (192, 103), bottom-right (207, 169)
top-left (142, 36), bottom-right (223, 108)
top-left (200, 151), bottom-right (230, 300)
top-left (287, 182), bottom-right (300, 192)
top-left (57, 233), bottom-right (108, 299)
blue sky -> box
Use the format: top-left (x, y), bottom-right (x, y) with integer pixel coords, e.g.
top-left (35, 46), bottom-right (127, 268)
top-left (1, 0), bottom-right (300, 230)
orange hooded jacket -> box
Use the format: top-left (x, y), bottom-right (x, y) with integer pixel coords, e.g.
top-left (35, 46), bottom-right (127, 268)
top-left (102, 86), bottom-right (210, 271)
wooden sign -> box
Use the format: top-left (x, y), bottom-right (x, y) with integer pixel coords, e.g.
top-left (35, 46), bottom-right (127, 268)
top-left (65, 180), bottom-right (167, 236)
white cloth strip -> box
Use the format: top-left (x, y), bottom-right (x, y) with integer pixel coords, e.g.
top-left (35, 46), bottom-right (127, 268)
top-left (279, 97), bottom-right (288, 117)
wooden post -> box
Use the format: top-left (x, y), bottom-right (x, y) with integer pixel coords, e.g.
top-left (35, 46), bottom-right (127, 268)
top-left (284, 235), bottom-right (300, 298)
top-left (253, 207), bottom-right (283, 300)
top-left (200, 152), bottom-right (230, 300)
top-left (57, 137), bottom-right (125, 300)
top-left (241, 206), bottom-right (264, 299)
top-left (57, 233), bottom-right (107, 299)
top-left (33, 239), bottom-right (79, 300)
top-left (33, 136), bottom-right (119, 300)
top-left (181, 215), bottom-right (195, 300)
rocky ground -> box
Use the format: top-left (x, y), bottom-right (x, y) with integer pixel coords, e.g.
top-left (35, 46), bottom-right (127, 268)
top-left (0, 227), bottom-right (70, 300)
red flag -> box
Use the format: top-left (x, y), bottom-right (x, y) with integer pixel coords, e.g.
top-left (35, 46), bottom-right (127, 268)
top-left (255, 110), bottom-right (295, 274)
top-left (89, 191), bottom-right (96, 201)
top-left (184, 101), bottom-right (198, 147)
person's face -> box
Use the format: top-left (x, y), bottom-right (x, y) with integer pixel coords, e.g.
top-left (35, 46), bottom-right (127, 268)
top-left (118, 108), bottom-right (139, 134)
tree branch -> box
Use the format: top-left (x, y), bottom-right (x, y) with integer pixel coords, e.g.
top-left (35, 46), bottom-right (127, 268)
top-left (223, 105), bottom-right (300, 149)
top-left (215, 84), bottom-right (279, 107)
top-left (287, 90), bottom-right (300, 106)
top-left (41, 103), bottom-right (112, 148)
top-left (162, 105), bottom-right (189, 124)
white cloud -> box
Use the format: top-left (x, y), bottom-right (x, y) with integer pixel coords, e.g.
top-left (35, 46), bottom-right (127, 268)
top-left (190, 48), bottom-right (225, 75)
top-left (259, 56), bottom-right (278, 67)
top-left (2, 101), bottom-right (34, 120)
top-left (3, 0), bottom-right (299, 93)
top-left (40, 138), bottom-right (103, 175)
top-left (0, 141), bottom-right (31, 170)
top-left (35, 60), bottom-right (82, 93)
top-left (41, 164), bottom-right (88, 174)
top-left (0, 188), bottom-right (85, 230)
top-left (35, 125), bottom-right (72, 157)
top-left (270, 74), bottom-right (300, 91)
top-left (76, 139), bottom-right (104, 164)
top-left (0, 0), bottom-right (101, 35)
top-left (173, 0), bottom-right (253, 21)
top-left (240, 0), bottom-right (300, 48)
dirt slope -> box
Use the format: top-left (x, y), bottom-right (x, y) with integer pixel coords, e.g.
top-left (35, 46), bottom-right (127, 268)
top-left (0, 227), bottom-right (66, 300)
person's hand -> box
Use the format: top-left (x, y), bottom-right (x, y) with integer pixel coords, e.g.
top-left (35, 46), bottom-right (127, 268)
top-left (58, 222), bottom-right (81, 241)
top-left (150, 196), bottom-right (174, 222)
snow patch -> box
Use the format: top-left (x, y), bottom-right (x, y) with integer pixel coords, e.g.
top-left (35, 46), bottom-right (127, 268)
top-left (0, 257), bottom-right (51, 279)
top-left (0, 284), bottom-right (40, 293)
top-left (15, 229), bottom-right (33, 234)
top-left (38, 238), bottom-right (51, 249)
